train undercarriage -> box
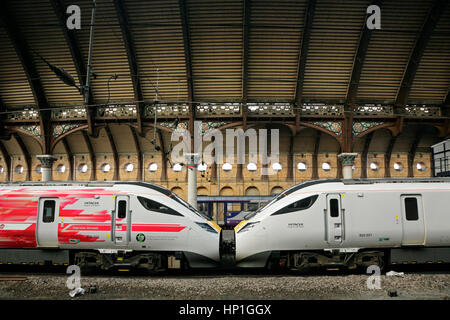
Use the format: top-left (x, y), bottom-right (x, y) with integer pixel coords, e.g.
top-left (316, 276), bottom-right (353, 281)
top-left (0, 248), bottom-right (188, 273)
top-left (2, 242), bottom-right (450, 273)
top-left (73, 250), bottom-right (187, 273)
top-left (267, 250), bottom-right (386, 272)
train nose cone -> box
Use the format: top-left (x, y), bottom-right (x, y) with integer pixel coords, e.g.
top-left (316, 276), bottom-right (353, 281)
top-left (235, 221), bottom-right (268, 264)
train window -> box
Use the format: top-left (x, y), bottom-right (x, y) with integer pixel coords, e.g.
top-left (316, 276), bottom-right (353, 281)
top-left (118, 200), bottom-right (127, 219)
top-left (330, 199), bottom-right (339, 217)
top-left (42, 200), bottom-right (56, 223)
top-left (405, 197), bottom-right (419, 221)
top-left (137, 196), bottom-right (183, 217)
top-left (271, 195), bottom-right (318, 216)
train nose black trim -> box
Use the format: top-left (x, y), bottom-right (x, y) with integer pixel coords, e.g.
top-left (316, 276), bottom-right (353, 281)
top-left (219, 229), bottom-right (235, 268)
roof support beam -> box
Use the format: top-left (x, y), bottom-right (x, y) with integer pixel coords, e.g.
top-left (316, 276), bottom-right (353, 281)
top-left (395, 0), bottom-right (448, 112)
top-left (312, 130), bottom-right (321, 180)
top-left (0, 2), bottom-right (52, 154)
top-left (0, 139), bottom-right (11, 181)
top-left (179, 0), bottom-right (195, 149)
top-left (50, 0), bottom-right (96, 137)
top-left (210, 136), bottom-right (217, 183)
top-left (13, 133), bottom-right (31, 181)
top-left (360, 131), bottom-right (374, 179)
top-left (384, 134), bottom-right (397, 178)
top-left (157, 129), bottom-right (168, 181)
top-left (82, 130), bottom-right (96, 181)
top-left (342, 113), bottom-right (353, 153)
top-left (114, 0), bottom-right (145, 136)
top-left (408, 132), bottom-right (421, 177)
top-left (61, 137), bottom-right (74, 180)
top-left (294, 0), bottom-right (316, 131)
top-left (105, 125), bottom-right (119, 180)
top-left (346, 0), bottom-right (381, 110)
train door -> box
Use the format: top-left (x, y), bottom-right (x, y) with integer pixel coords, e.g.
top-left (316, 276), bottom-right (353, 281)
top-left (36, 198), bottom-right (60, 247)
top-left (400, 195), bottom-right (425, 245)
top-left (326, 194), bottom-right (344, 246)
top-left (113, 195), bottom-right (130, 245)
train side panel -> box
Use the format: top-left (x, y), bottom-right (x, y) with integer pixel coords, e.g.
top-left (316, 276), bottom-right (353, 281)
top-left (127, 194), bottom-right (190, 252)
top-left (0, 189), bottom-right (38, 248)
top-left (264, 194), bottom-right (326, 251)
top-left (422, 191), bottom-right (450, 246)
top-left (57, 193), bottom-right (115, 249)
top-left (342, 191), bottom-right (403, 249)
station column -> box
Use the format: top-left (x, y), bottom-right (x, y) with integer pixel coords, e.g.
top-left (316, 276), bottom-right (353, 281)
top-left (37, 155), bottom-right (57, 182)
top-left (185, 153), bottom-right (200, 208)
top-left (338, 153), bottom-right (358, 179)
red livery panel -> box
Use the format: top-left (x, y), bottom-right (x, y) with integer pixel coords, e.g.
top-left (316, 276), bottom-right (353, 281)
top-left (0, 188), bottom-right (187, 248)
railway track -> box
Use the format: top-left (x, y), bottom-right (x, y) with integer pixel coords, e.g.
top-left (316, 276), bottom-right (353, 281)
top-left (1, 262), bottom-right (450, 277)
top-left (0, 276), bottom-right (27, 281)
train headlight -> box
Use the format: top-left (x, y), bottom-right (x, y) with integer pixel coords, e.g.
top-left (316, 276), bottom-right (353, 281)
top-left (237, 221), bottom-right (260, 233)
top-left (195, 222), bottom-right (218, 234)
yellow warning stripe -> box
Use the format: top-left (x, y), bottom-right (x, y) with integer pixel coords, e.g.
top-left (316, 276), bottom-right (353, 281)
top-left (208, 220), bottom-right (222, 233)
top-left (234, 220), bottom-right (248, 232)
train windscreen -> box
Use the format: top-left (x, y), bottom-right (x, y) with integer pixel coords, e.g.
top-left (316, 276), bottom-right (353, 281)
top-left (170, 192), bottom-right (213, 221)
top-left (243, 180), bottom-right (339, 219)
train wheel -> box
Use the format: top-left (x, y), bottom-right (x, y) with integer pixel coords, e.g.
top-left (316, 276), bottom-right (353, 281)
top-left (355, 251), bottom-right (385, 272)
top-left (74, 252), bottom-right (100, 275)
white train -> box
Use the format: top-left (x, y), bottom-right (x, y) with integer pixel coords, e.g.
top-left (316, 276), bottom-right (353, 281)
top-left (0, 181), bottom-right (221, 272)
top-left (235, 178), bottom-right (450, 271)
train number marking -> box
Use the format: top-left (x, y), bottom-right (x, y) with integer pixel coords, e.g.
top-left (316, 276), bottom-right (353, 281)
top-left (359, 233), bottom-right (373, 238)
top-left (288, 223), bottom-right (304, 229)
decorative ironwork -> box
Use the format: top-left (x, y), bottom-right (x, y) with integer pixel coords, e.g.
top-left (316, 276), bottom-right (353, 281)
top-left (52, 107), bottom-right (87, 120)
top-left (200, 121), bottom-right (229, 134)
top-left (160, 121), bottom-right (188, 132)
top-left (196, 103), bottom-right (241, 116)
top-left (6, 108), bottom-right (39, 121)
top-left (404, 105), bottom-right (441, 118)
top-left (160, 121), bottom-right (229, 136)
top-left (354, 104), bottom-right (393, 116)
top-left (53, 123), bottom-right (82, 139)
top-left (247, 103), bottom-right (293, 116)
top-left (19, 125), bottom-right (41, 139)
top-left (144, 104), bottom-right (190, 117)
top-left (352, 121), bottom-right (383, 137)
top-left (310, 121), bottom-right (342, 136)
top-left (36, 155), bottom-right (57, 168)
top-left (301, 103), bottom-right (343, 116)
top-left (97, 104), bottom-right (137, 118)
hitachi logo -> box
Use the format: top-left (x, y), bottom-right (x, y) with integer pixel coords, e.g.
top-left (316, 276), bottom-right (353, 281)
top-left (83, 201), bottom-right (99, 206)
